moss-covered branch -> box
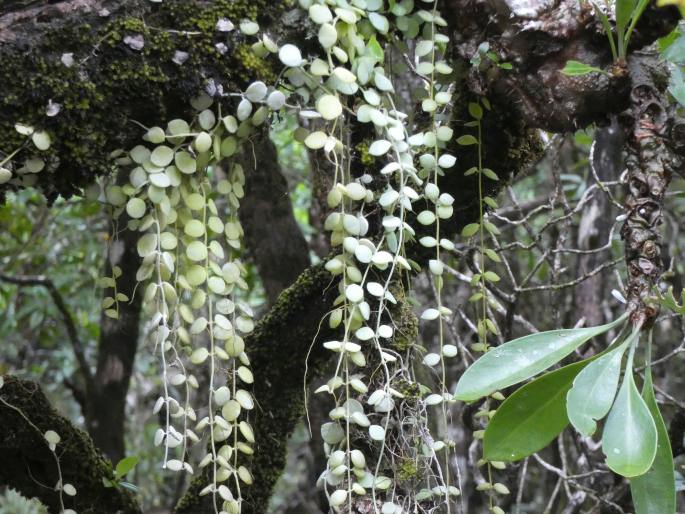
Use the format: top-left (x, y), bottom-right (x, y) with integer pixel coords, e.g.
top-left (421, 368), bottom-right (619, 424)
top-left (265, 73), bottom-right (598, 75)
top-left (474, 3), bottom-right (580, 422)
top-left (444, 0), bottom-right (680, 132)
top-left (0, 375), bottom-right (141, 514)
top-left (0, 0), bottom-right (293, 200)
top-left (175, 262), bottom-right (338, 514)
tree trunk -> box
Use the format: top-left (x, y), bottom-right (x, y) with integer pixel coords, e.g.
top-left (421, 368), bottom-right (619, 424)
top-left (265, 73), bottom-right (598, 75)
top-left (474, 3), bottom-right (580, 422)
top-left (85, 220), bottom-right (143, 463)
top-left (239, 132), bottom-right (311, 305)
top-left (576, 118), bottom-right (623, 330)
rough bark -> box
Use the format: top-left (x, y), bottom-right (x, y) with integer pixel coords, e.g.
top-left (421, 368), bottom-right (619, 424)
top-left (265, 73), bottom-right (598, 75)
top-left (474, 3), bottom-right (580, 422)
top-left (444, 0), bottom-right (680, 132)
top-left (620, 51), bottom-right (685, 327)
top-left (576, 118), bottom-right (623, 329)
top-left (0, 376), bottom-right (142, 514)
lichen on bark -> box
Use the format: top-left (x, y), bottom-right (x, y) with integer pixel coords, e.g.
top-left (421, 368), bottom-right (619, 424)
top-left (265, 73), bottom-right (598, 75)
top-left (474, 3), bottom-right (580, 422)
top-left (0, 0), bottom-right (290, 200)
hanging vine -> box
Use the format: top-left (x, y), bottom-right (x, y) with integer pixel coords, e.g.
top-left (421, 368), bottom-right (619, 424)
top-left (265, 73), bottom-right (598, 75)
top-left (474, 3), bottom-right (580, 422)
top-left (63, 2), bottom-right (682, 514)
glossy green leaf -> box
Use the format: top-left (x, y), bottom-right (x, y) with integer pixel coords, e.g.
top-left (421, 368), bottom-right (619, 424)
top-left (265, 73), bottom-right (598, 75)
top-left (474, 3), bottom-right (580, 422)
top-left (663, 33), bottom-right (685, 64)
top-left (629, 364), bottom-right (676, 513)
top-left (616, 0), bottom-right (635, 41)
top-left (484, 360), bottom-right (588, 461)
top-left (560, 60), bottom-right (606, 76)
top-left (115, 455), bottom-right (140, 479)
top-left (602, 363), bottom-right (657, 477)
top-left (454, 315), bottom-right (626, 401)
top-left (622, 0), bottom-right (649, 51)
top-left (591, 2), bottom-right (618, 60)
top-left (567, 341), bottom-right (628, 436)
top-left (670, 82), bottom-right (685, 108)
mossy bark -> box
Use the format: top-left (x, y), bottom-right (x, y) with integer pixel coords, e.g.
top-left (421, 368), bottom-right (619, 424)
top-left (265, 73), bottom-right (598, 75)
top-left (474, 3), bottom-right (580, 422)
top-left (0, 375), bottom-right (142, 514)
top-left (0, 0), bottom-right (293, 200)
top-left (175, 262), bottom-right (338, 514)
top-left (444, 0), bottom-right (680, 132)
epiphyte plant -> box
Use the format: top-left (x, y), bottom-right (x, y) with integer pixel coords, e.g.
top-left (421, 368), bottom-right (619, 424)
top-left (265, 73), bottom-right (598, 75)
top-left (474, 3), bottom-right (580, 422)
top-left (455, 313), bottom-right (676, 514)
top-left (561, 0), bottom-right (650, 76)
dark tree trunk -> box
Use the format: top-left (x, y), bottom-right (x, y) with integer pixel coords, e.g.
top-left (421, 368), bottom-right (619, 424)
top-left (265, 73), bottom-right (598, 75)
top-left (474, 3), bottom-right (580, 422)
top-left (85, 220), bottom-right (143, 463)
top-left (239, 132), bottom-right (311, 305)
top-left (576, 118), bottom-right (623, 330)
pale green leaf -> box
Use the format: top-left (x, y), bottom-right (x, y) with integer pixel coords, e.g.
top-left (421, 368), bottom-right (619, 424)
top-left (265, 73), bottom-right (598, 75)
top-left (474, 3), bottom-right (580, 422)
top-left (461, 223), bottom-right (480, 237)
top-left (369, 12), bottom-right (389, 34)
top-left (309, 4), bottom-right (333, 24)
top-left (316, 94), bottom-right (343, 120)
top-left (629, 366), bottom-right (676, 513)
top-left (245, 81), bottom-right (267, 102)
top-left (561, 60), bottom-right (606, 76)
top-left (32, 130), bottom-right (51, 151)
top-left (125, 197), bottom-right (146, 219)
top-left (278, 44), bottom-right (303, 67)
top-left (456, 135), bottom-right (477, 145)
top-left (454, 315), bottom-right (627, 401)
top-left (318, 23), bottom-right (337, 49)
top-left (115, 455), bottom-right (140, 479)
top-left (602, 366), bottom-right (657, 477)
top-left (567, 341), bottom-right (628, 436)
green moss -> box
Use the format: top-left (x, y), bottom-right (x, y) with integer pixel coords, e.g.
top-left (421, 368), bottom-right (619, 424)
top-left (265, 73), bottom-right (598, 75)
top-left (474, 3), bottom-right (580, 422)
top-left (395, 378), bottom-right (422, 400)
top-left (355, 141), bottom-right (376, 167)
top-left (235, 45), bottom-right (278, 84)
top-left (0, 0), bottom-right (286, 200)
top-left (388, 283), bottom-right (419, 352)
top-left (397, 458), bottom-right (420, 481)
top-left (0, 377), bottom-right (141, 514)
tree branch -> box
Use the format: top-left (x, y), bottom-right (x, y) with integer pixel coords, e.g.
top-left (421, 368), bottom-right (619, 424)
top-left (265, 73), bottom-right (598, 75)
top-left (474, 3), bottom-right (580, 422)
top-left (0, 375), bottom-right (141, 514)
top-left (0, 273), bottom-right (93, 390)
